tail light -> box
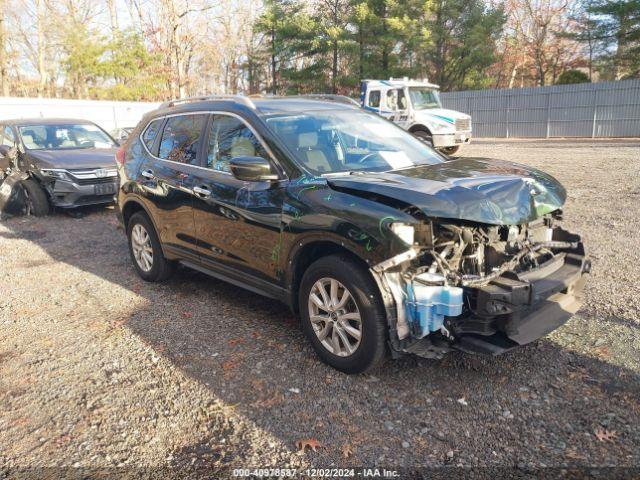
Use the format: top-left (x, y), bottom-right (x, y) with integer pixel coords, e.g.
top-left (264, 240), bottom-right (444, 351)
top-left (115, 146), bottom-right (126, 166)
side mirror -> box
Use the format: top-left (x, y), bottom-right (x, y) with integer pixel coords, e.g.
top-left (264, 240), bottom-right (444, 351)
top-left (0, 145), bottom-right (11, 157)
top-left (229, 156), bottom-right (278, 182)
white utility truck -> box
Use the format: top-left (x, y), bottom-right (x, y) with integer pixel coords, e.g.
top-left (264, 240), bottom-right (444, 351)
top-left (360, 78), bottom-right (472, 155)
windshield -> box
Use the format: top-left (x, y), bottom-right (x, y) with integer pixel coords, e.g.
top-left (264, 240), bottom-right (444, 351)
top-left (18, 123), bottom-right (117, 150)
top-left (265, 110), bottom-right (443, 175)
top-left (408, 87), bottom-right (442, 110)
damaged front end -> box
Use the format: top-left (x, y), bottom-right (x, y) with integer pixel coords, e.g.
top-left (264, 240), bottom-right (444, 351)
top-left (370, 212), bottom-right (591, 358)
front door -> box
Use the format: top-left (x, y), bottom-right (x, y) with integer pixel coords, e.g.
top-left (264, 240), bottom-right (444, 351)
top-left (385, 88), bottom-right (410, 128)
top-left (191, 113), bottom-right (285, 287)
top-left (136, 113), bottom-right (208, 262)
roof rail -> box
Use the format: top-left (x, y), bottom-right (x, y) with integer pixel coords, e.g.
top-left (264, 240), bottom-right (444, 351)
top-left (293, 94), bottom-right (360, 107)
top-left (159, 95), bottom-right (256, 110)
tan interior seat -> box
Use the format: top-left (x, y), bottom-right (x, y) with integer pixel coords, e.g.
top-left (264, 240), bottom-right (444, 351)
top-left (297, 132), bottom-right (332, 172)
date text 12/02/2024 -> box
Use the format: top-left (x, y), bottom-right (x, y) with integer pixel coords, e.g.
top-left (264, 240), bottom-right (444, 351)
top-left (232, 468), bottom-right (400, 478)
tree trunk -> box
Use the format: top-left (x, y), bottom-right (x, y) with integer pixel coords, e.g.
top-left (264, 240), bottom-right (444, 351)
top-left (332, 40), bottom-right (338, 94)
top-left (107, 0), bottom-right (119, 39)
top-left (271, 28), bottom-right (277, 95)
top-left (381, 4), bottom-right (389, 74)
top-left (0, 0), bottom-right (8, 97)
top-left (358, 24), bottom-right (364, 79)
top-left (36, 0), bottom-right (47, 97)
top-left (536, 50), bottom-right (546, 86)
top-left (614, 18), bottom-right (628, 79)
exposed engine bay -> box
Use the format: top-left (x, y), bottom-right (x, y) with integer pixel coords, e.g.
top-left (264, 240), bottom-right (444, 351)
top-left (371, 211), bottom-right (591, 358)
top-left (423, 213), bottom-right (576, 286)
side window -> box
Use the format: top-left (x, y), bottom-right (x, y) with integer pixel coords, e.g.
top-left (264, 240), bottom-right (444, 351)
top-left (158, 114), bottom-right (207, 165)
top-left (142, 118), bottom-right (163, 152)
top-left (397, 89), bottom-right (407, 110)
top-left (368, 90), bottom-right (380, 108)
top-left (2, 126), bottom-right (15, 147)
top-left (205, 115), bottom-right (268, 173)
top-left (386, 89), bottom-right (406, 111)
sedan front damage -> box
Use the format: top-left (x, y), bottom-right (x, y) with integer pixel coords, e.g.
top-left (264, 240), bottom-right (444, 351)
top-left (370, 212), bottom-right (591, 358)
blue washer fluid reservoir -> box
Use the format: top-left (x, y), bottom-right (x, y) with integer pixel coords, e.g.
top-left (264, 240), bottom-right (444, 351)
top-left (406, 280), bottom-right (463, 338)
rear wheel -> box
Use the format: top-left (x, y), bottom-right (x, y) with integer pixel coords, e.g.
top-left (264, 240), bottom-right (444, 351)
top-left (412, 129), bottom-right (433, 147)
top-left (21, 178), bottom-right (50, 216)
top-left (127, 211), bottom-right (175, 282)
top-left (299, 254), bottom-right (387, 374)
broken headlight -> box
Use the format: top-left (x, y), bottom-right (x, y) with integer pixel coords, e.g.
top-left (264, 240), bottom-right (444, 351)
top-left (40, 168), bottom-right (69, 180)
top-left (389, 222), bottom-right (415, 246)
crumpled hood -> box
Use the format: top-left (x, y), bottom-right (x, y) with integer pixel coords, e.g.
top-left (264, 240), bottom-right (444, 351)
top-left (26, 148), bottom-right (118, 170)
top-left (417, 108), bottom-right (470, 125)
top-left (326, 158), bottom-right (566, 226)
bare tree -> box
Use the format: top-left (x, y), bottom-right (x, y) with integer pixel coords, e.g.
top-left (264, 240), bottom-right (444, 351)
top-left (0, 0), bottom-right (8, 96)
top-left (106, 0), bottom-right (119, 38)
top-left (36, 0), bottom-right (47, 95)
top-left (143, 0), bottom-right (214, 98)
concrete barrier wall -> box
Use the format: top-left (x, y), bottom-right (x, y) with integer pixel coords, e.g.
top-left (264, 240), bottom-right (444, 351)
top-left (0, 97), bottom-right (160, 133)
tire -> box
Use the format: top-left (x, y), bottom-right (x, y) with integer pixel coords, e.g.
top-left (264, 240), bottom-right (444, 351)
top-left (21, 178), bottom-right (50, 216)
top-left (127, 211), bottom-right (175, 282)
top-left (439, 145), bottom-right (460, 156)
top-left (412, 129), bottom-right (433, 147)
top-left (298, 254), bottom-right (387, 374)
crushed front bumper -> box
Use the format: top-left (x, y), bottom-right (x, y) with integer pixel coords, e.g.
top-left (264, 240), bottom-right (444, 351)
top-left (451, 251), bottom-right (590, 355)
top-left (373, 231), bottom-right (590, 359)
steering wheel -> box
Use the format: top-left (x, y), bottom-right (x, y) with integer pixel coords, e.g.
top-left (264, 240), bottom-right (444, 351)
top-left (357, 152), bottom-right (381, 164)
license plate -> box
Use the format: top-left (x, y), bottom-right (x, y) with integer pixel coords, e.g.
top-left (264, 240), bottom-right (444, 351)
top-left (94, 183), bottom-right (116, 195)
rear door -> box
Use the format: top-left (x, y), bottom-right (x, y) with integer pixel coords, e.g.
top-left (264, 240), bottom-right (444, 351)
top-left (136, 113), bottom-right (208, 262)
top-left (190, 113), bottom-right (286, 287)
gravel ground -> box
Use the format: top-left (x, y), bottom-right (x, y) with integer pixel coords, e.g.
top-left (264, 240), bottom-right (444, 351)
top-left (0, 139), bottom-right (639, 477)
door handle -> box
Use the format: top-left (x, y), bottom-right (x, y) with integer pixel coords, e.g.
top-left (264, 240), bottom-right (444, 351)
top-left (193, 186), bottom-right (212, 198)
top-left (141, 169), bottom-right (155, 180)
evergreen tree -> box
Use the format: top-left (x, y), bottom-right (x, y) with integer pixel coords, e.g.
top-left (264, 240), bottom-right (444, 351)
top-left (588, 0), bottom-right (640, 79)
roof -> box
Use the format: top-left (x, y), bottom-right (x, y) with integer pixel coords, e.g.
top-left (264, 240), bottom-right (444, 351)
top-left (363, 78), bottom-right (440, 89)
top-left (1, 118), bottom-right (99, 126)
top-left (152, 95), bottom-right (361, 118)
top-left (253, 96), bottom-right (360, 115)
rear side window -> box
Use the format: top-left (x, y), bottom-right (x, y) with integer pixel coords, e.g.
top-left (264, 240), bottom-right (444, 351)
top-left (205, 115), bottom-right (267, 173)
top-left (142, 119), bottom-right (163, 151)
top-left (368, 91), bottom-right (380, 108)
top-left (158, 114), bottom-right (207, 165)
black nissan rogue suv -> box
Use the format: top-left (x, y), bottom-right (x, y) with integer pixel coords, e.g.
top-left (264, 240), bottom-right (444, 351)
top-left (115, 95), bottom-right (590, 374)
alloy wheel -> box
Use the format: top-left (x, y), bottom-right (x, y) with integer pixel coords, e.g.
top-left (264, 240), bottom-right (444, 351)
top-left (131, 223), bottom-right (153, 272)
top-left (308, 278), bottom-right (362, 357)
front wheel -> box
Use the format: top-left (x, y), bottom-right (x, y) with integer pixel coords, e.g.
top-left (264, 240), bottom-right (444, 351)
top-left (298, 254), bottom-right (387, 374)
top-left (21, 178), bottom-right (50, 216)
top-left (439, 145), bottom-right (460, 156)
